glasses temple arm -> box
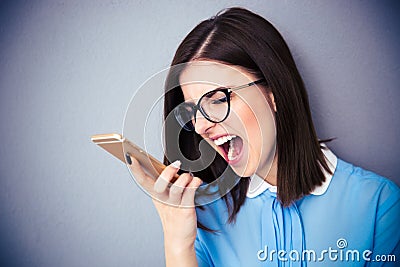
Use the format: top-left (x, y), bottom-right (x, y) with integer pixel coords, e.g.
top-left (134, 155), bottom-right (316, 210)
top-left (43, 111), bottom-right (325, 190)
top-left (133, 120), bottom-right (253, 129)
top-left (229, 79), bottom-right (266, 92)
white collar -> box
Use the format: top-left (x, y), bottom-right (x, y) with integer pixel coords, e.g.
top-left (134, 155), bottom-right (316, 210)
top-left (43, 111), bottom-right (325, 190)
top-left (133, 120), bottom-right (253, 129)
top-left (246, 146), bottom-right (337, 198)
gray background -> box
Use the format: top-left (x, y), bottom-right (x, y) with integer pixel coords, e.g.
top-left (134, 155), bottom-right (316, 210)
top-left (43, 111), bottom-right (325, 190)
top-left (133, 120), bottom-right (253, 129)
top-left (0, 1), bottom-right (399, 266)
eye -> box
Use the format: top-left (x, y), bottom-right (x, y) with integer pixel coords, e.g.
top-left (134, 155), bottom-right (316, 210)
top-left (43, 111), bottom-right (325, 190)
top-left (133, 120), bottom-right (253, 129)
top-left (211, 95), bottom-right (228, 104)
top-left (204, 89), bottom-right (229, 105)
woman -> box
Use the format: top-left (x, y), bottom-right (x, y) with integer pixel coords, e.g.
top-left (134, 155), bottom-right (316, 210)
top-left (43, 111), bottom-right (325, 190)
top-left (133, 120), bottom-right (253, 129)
top-left (127, 7), bottom-right (399, 267)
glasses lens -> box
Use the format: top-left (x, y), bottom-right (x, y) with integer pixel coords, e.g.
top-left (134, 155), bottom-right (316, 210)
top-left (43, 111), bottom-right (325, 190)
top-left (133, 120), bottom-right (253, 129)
top-left (200, 90), bottom-right (229, 123)
top-left (174, 102), bottom-right (195, 131)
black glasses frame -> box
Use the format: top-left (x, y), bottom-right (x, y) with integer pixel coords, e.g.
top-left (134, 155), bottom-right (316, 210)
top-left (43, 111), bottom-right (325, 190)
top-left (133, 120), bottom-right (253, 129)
top-left (174, 79), bottom-right (266, 131)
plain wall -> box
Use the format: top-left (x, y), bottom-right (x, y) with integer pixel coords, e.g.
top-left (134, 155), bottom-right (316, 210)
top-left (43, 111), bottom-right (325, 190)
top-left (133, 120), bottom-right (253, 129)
top-left (0, 1), bottom-right (399, 266)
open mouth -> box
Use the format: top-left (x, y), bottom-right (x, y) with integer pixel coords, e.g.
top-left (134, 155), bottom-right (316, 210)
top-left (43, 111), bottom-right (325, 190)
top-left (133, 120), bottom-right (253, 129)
top-left (213, 134), bottom-right (244, 164)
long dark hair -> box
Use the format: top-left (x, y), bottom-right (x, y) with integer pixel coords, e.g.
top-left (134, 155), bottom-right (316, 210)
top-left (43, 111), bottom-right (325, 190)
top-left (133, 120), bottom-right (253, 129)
top-left (163, 7), bottom-right (332, 224)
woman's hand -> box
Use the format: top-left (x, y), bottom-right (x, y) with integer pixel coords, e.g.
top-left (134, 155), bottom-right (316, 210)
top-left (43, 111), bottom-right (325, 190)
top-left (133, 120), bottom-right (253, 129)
top-left (127, 155), bottom-right (202, 266)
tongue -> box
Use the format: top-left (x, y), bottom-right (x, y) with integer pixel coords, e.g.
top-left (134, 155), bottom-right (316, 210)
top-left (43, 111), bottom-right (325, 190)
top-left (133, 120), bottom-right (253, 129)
top-left (227, 137), bottom-right (242, 161)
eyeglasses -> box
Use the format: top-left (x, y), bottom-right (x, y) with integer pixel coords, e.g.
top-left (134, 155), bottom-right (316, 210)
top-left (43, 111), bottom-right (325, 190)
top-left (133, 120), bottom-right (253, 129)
top-left (174, 79), bottom-right (266, 131)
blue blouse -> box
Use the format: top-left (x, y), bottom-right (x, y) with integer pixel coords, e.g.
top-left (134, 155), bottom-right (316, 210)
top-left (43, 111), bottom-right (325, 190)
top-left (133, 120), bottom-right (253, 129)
top-left (195, 150), bottom-right (400, 266)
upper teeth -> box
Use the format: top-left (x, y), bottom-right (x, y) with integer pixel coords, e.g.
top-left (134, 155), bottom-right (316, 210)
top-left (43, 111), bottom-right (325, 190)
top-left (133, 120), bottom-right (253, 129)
top-left (213, 135), bottom-right (236, 146)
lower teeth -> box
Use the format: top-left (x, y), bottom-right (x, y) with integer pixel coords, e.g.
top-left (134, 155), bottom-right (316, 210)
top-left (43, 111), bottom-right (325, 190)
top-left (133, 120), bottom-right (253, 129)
top-left (228, 138), bottom-right (235, 161)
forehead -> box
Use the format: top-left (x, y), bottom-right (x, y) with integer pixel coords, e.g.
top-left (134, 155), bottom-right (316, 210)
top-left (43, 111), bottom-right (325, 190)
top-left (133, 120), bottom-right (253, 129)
top-left (179, 61), bottom-right (256, 100)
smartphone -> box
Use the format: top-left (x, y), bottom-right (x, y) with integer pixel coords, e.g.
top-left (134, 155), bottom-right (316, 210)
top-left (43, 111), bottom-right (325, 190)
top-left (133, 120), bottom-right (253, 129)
top-left (91, 133), bottom-right (177, 180)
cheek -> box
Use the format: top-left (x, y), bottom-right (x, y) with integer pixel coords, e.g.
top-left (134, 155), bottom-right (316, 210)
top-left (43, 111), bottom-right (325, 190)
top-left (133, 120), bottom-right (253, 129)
top-left (243, 108), bottom-right (261, 137)
top-left (231, 101), bottom-right (264, 143)
top-left (232, 97), bottom-right (276, 150)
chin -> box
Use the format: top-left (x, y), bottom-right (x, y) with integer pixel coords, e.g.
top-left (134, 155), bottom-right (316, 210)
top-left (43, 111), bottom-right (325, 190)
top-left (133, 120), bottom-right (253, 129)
top-left (230, 162), bottom-right (256, 178)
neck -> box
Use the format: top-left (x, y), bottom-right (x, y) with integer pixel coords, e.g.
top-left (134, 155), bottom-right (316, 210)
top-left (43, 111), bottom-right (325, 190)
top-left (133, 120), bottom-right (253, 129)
top-left (256, 153), bottom-right (278, 186)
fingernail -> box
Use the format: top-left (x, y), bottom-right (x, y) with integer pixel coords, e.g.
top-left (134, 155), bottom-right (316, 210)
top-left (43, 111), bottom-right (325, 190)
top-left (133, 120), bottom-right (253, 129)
top-left (189, 171), bottom-right (194, 177)
top-left (170, 160), bottom-right (181, 169)
top-left (125, 153), bottom-right (132, 165)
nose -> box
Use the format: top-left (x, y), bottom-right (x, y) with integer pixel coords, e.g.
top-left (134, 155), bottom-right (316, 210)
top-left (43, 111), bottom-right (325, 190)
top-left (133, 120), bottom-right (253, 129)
top-left (194, 115), bottom-right (215, 135)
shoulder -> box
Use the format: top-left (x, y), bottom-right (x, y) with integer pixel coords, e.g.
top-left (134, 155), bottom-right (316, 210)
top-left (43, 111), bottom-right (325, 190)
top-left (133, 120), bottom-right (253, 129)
top-left (333, 159), bottom-right (400, 255)
top-left (334, 158), bottom-right (398, 189)
top-left (332, 158), bottom-right (400, 208)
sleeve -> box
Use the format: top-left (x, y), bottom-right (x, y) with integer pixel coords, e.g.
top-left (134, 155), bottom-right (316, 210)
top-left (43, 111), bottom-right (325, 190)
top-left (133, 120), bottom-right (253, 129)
top-left (368, 180), bottom-right (400, 266)
top-left (194, 234), bottom-right (212, 267)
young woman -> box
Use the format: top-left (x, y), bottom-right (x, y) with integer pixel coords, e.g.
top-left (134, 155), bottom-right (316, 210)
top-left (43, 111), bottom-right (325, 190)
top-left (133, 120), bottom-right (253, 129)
top-left (127, 7), bottom-right (400, 267)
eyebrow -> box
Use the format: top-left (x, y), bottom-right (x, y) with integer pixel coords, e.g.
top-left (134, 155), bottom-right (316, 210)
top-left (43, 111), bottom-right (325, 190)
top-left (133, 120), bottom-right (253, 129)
top-left (203, 90), bottom-right (219, 98)
top-left (181, 84), bottom-right (235, 102)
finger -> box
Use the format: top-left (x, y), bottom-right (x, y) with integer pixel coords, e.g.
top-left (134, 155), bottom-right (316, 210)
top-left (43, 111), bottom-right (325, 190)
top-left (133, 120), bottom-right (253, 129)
top-left (168, 172), bottom-right (193, 205)
top-left (153, 160), bottom-right (181, 194)
top-left (126, 154), bottom-right (153, 191)
top-left (180, 177), bottom-right (203, 208)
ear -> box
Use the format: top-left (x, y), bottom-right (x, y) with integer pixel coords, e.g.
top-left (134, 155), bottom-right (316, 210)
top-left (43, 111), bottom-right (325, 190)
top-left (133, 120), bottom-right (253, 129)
top-left (268, 92), bottom-right (277, 112)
